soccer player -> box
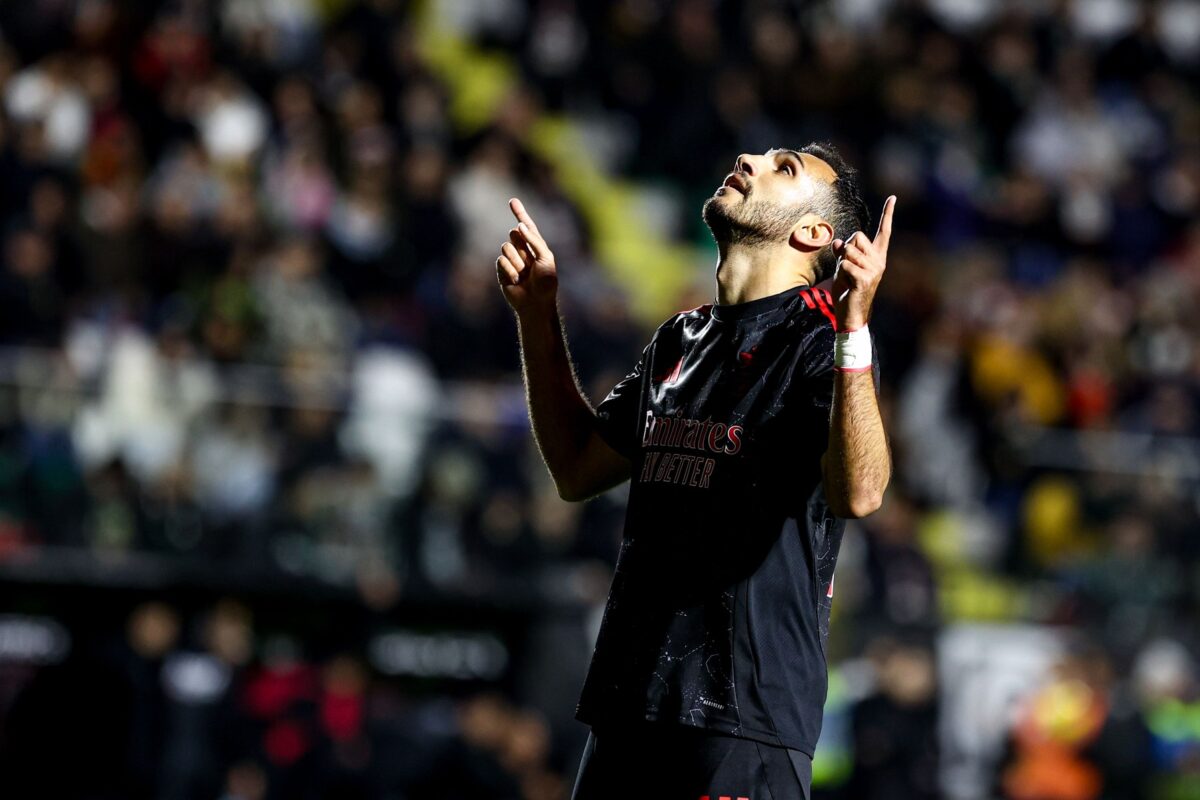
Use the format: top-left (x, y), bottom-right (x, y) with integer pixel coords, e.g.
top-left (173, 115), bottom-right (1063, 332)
top-left (496, 142), bottom-right (894, 800)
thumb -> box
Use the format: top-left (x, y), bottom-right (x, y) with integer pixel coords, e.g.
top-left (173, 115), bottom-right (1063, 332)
top-left (831, 266), bottom-right (852, 301)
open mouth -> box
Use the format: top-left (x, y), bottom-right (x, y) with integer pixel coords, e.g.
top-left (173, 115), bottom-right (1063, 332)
top-left (722, 174), bottom-right (747, 194)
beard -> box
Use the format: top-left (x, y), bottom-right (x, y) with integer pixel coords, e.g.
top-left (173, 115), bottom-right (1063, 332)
top-left (702, 189), bottom-right (810, 248)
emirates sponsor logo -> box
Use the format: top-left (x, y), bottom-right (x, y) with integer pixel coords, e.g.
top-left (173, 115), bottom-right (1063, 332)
top-left (641, 412), bottom-right (743, 455)
top-left (637, 412), bottom-right (744, 489)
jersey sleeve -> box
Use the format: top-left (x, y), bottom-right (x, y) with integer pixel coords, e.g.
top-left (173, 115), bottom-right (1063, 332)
top-left (798, 323), bottom-right (836, 442)
top-left (592, 339), bottom-right (652, 460)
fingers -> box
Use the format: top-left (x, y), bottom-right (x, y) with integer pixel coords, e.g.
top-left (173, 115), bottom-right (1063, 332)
top-left (874, 195), bottom-right (896, 250)
top-left (498, 232), bottom-right (528, 286)
top-left (836, 255), bottom-right (870, 278)
top-left (516, 222), bottom-right (547, 260)
top-left (502, 240), bottom-right (525, 268)
top-left (838, 231), bottom-right (867, 261)
top-left (504, 235), bottom-right (527, 265)
top-left (838, 193), bottom-right (898, 257)
top-left (509, 198), bottom-right (553, 260)
top-left (496, 253), bottom-right (520, 285)
top-left (509, 197), bottom-right (540, 235)
top-left (498, 238), bottom-right (529, 287)
top-left (508, 224), bottom-right (541, 261)
top-left (836, 232), bottom-right (878, 273)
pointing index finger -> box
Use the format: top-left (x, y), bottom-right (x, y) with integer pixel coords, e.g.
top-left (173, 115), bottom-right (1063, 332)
top-left (874, 195), bottom-right (896, 250)
top-left (509, 197), bottom-right (539, 234)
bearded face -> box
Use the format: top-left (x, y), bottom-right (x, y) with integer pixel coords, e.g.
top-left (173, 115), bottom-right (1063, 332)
top-left (702, 187), bottom-right (811, 247)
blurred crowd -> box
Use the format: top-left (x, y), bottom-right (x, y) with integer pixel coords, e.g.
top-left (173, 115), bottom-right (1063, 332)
top-left (0, 0), bottom-right (1198, 798)
top-left (0, 597), bottom-right (573, 800)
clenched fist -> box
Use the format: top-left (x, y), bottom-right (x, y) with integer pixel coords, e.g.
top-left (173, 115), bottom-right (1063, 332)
top-left (830, 195), bottom-right (896, 332)
top-left (497, 197), bottom-right (558, 318)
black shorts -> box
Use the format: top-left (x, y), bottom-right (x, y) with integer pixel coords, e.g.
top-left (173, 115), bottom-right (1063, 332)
top-left (570, 719), bottom-right (812, 800)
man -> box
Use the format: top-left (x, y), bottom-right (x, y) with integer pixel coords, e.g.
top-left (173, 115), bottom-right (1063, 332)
top-left (495, 142), bottom-right (894, 800)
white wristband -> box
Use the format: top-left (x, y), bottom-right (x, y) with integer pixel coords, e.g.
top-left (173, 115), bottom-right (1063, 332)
top-left (834, 325), bottom-right (872, 371)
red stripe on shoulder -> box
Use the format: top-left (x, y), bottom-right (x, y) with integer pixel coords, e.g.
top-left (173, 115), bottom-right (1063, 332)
top-left (811, 289), bottom-right (839, 331)
top-left (798, 289), bottom-right (816, 309)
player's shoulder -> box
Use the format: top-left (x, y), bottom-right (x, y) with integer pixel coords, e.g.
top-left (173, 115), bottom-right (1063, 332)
top-left (789, 285), bottom-right (841, 376)
top-left (673, 300), bottom-right (714, 321)
top-left (792, 284), bottom-right (839, 335)
top-left (653, 283), bottom-right (841, 335)
top-left (654, 301), bottom-right (714, 335)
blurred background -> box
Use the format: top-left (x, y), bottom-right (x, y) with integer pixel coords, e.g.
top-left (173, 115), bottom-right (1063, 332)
top-left (0, 0), bottom-right (1197, 798)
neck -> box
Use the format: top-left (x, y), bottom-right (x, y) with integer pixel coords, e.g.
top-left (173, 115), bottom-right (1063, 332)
top-left (714, 240), bottom-right (817, 305)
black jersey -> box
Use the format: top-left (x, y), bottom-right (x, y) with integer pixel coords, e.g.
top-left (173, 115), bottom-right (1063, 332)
top-left (576, 283), bottom-right (877, 758)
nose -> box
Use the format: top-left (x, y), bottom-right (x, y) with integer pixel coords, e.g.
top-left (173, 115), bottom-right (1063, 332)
top-left (735, 154), bottom-right (756, 176)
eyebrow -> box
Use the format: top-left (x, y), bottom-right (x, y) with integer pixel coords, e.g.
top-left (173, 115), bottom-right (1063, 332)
top-left (766, 148), bottom-right (805, 171)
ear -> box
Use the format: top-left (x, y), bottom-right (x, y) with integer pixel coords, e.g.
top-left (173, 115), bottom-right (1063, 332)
top-left (788, 213), bottom-right (834, 253)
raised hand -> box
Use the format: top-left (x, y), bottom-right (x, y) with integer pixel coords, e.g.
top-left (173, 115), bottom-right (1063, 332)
top-left (497, 197), bottom-right (559, 317)
top-left (830, 195), bottom-right (896, 331)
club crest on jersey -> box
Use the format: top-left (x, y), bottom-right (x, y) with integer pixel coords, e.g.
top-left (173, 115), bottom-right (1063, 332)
top-left (652, 356), bottom-right (684, 384)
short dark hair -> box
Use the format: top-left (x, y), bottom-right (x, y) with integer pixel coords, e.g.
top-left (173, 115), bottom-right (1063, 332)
top-left (797, 141), bottom-right (871, 283)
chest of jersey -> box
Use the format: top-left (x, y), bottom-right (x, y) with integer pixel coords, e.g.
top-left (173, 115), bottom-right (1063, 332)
top-left (631, 315), bottom-right (816, 503)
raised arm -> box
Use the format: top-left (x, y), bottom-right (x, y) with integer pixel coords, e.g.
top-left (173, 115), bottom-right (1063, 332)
top-left (820, 196), bottom-right (896, 518)
top-left (497, 198), bottom-right (632, 502)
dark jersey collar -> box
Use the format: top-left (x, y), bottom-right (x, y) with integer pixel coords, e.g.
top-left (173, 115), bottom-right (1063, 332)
top-left (710, 284), bottom-right (808, 322)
